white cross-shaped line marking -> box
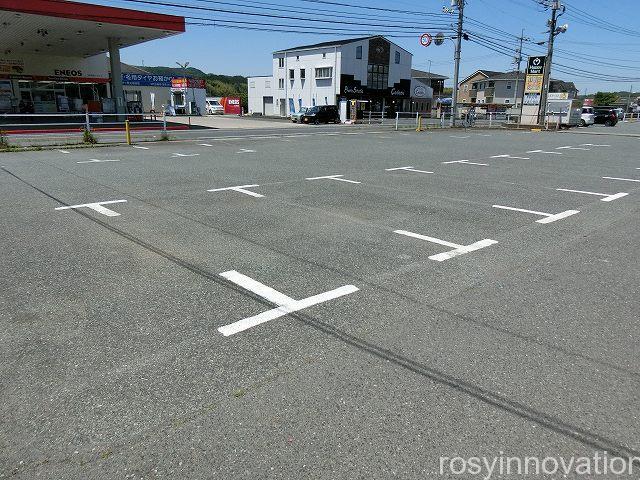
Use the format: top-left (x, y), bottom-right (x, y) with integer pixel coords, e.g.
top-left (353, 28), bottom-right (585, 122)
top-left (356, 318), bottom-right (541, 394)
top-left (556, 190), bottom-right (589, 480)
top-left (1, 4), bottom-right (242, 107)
top-left (385, 166), bottom-right (434, 174)
top-left (217, 270), bottom-right (358, 336)
top-left (207, 184), bottom-right (264, 198)
top-left (54, 199), bottom-right (127, 217)
top-left (305, 174), bottom-right (361, 184)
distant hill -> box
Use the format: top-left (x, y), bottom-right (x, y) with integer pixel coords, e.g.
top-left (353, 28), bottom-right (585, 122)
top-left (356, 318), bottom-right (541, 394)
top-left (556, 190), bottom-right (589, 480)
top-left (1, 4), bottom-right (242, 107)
top-left (136, 65), bottom-right (248, 107)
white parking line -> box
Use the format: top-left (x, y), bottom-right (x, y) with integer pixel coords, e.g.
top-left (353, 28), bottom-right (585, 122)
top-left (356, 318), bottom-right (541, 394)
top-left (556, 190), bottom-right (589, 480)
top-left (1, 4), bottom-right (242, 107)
top-left (556, 146), bottom-right (590, 151)
top-left (306, 174), bottom-right (361, 184)
top-left (217, 270), bottom-right (358, 336)
top-left (441, 159), bottom-right (489, 166)
top-left (54, 199), bottom-right (127, 217)
top-left (579, 144), bottom-right (610, 147)
top-left (491, 154), bottom-right (530, 160)
top-left (385, 166), bottom-right (434, 174)
top-left (76, 159), bottom-right (121, 164)
top-left (172, 153), bottom-right (200, 157)
top-left (237, 149), bottom-right (257, 153)
top-left (57, 150), bottom-right (70, 154)
top-left (207, 184), bottom-right (264, 198)
top-left (132, 145), bottom-right (149, 150)
top-left (603, 176), bottom-right (640, 183)
top-left (450, 135), bottom-right (471, 139)
top-left (527, 150), bottom-right (563, 155)
top-left (492, 205), bottom-right (579, 223)
top-left (394, 230), bottom-right (498, 262)
top-left (199, 143), bottom-right (213, 147)
top-left (556, 188), bottom-right (628, 202)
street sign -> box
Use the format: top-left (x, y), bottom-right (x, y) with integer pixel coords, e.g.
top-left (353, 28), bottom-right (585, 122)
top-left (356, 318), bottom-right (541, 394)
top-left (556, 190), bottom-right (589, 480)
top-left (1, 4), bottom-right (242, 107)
top-left (527, 56), bottom-right (546, 75)
top-left (434, 33), bottom-right (446, 46)
top-left (420, 33), bottom-right (432, 47)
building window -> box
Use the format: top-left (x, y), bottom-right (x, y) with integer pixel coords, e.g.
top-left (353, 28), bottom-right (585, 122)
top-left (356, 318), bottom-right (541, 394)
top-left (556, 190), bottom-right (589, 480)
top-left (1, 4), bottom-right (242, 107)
top-left (356, 45), bottom-right (362, 59)
top-left (249, 81), bottom-right (255, 88)
top-left (278, 57), bottom-right (284, 68)
top-left (464, 85), bottom-right (468, 91)
top-left (265, 80), bottom-right (271, 88)
top-left (315, 67), bottom-right (333, 79)
top-left (322, 52), bottom-right (326, 59)
top-left (300, 69), bottom-right (306, 80)
top-left (471, 83), bottom-right (477, 90)
top-left (505, 99), bottom-right (510, 103)
top-left (488, 81), bottom-right (495, 87)
top-left (289, 69), bottom-right (295, 80)
top-left (278, 78), bottom-right (284, 89)
top-left (296, 55), bottom-right (299, 61)
top-left (367, 64), bottom-right (388, 90)
top-left (506, 82), bottom-right (512, 90)
top-left (395, 51), bottom-right (400, 64)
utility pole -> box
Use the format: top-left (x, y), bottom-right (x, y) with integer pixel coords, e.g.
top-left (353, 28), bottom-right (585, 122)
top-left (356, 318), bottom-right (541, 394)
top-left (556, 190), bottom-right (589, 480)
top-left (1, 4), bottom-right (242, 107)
top-left (538, 0), bottom-right (565, 124)
top-left (627, 84), bottom-right (633, 114)
top-left (449, 0), bottom-right (465, 127)
top-left (513, 29), bottom-right (529, 121)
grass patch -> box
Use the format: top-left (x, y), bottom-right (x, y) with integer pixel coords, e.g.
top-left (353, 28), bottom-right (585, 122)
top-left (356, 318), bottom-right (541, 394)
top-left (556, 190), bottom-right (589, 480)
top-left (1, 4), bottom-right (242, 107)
top-left (82, 128), bottom-right (98, 144)
top-left (0, 130), bottom-right (9, 149)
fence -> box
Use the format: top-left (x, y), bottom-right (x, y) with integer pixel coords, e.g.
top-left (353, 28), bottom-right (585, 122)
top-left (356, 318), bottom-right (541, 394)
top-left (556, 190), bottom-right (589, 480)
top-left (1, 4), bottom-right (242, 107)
top-left (0, 111), bottom-right (186, 147)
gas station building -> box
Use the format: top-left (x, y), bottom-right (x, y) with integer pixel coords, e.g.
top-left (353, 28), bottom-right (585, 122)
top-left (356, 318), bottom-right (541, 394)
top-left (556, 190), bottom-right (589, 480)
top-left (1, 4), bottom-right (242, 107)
top-left (0, 0), bottom-right (187, 117)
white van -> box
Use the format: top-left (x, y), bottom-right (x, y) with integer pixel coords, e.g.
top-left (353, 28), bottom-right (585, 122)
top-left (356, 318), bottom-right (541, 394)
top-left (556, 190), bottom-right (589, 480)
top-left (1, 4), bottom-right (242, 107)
top-left (206, 97), bottom-right (224, 115)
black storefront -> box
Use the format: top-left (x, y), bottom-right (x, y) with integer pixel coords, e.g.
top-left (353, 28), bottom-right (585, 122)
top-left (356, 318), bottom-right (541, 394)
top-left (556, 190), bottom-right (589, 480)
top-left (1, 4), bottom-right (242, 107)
top-left (338, 37), bottom-right (411, 117)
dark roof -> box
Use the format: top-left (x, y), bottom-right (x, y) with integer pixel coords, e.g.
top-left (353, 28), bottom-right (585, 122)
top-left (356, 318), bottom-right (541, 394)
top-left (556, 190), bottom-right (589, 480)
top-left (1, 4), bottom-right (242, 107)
top-left (459, 69), bottom-right (503, 84)
top-left (550, 79), bottom-right (578, 92)
top-left (411, 69), bottom-right (448, 80)
top-left (482, 71), bottom-right (526, 81)
top-left (274, 36), bottom-right (378, 53)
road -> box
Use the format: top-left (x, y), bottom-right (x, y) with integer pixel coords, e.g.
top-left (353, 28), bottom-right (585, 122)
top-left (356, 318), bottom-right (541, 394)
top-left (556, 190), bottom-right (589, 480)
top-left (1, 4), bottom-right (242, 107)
top-left (1, 125), bottom-right (639, 479)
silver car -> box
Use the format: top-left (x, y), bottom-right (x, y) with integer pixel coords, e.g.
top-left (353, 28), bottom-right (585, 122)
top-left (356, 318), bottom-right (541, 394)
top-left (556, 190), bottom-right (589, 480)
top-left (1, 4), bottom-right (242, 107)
top-left (291, 107), bottom-right (308, 123)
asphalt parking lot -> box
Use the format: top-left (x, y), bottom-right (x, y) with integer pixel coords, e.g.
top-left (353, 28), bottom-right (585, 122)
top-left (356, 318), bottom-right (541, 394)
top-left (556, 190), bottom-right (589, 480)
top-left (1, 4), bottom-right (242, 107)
top-left (1, 125), bottom-right (639, 479)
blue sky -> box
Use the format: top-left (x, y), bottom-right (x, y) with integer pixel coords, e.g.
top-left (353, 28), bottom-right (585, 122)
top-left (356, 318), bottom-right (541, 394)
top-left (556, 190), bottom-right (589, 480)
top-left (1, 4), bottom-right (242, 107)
top-left (99, 0), bottom-right (640, 93)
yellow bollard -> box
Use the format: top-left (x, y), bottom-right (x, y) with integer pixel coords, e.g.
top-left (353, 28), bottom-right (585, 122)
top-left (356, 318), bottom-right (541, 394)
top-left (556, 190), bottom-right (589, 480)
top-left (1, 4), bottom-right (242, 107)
top-left (125, 119), bottom-right (132, 145)
top-left (416, 115), bottom-right (424, 132)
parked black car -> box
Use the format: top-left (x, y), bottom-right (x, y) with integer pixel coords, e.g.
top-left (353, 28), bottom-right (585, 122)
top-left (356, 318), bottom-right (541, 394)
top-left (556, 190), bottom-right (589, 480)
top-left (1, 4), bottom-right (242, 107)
top-left (301, 105), bottom-right (340, 124)
top-left (593, 108), bottom-right (618, 126)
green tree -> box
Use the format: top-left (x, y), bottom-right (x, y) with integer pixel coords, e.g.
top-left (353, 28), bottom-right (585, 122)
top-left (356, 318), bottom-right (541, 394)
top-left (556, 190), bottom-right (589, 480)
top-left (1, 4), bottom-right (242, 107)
top-left (593, 91), bottom-right (619, 106)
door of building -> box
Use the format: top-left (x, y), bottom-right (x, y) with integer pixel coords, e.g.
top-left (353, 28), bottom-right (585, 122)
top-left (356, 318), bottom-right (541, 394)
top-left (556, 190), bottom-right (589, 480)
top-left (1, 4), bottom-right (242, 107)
top-left (263, 96), bottom-right (273, 116)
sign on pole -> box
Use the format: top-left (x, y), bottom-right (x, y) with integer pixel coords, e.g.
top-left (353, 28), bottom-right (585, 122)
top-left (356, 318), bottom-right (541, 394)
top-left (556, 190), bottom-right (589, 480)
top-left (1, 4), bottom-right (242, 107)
top-left (420, 33), bottom-right (432, 47)
top-left (520, 55), bottom-right (547, 125)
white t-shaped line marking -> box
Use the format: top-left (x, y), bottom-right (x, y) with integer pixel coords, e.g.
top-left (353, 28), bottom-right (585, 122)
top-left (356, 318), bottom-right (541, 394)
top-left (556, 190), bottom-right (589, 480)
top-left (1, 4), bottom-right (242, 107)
top-left (305, 175), bottom-right (361, 184)
top-left (556, 188), bottom-right (628, 202)
top-left (207, 184), bottom-right (264, 198)
top-left (54, 199), bottom-right (127, 217)
top-left (492, 205), bottom-right (579, 223)
top-left (394, 230), bottom-right (498, 262)
top-left (217, 270), bottom-right (358, 336)
top-left (442, 159), bottom-right (488, 166)
top-left (491, 154), bottom-right (530, 160)
top-left (527, 150), bottom-right (563, 155)
top-left (385, 166), bottom-right (434, 174)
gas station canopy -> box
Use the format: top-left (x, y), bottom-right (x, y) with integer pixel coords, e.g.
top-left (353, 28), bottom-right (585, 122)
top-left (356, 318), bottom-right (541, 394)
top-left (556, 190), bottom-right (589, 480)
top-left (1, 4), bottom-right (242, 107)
top-left (0, 0), bottom-right (185, 58)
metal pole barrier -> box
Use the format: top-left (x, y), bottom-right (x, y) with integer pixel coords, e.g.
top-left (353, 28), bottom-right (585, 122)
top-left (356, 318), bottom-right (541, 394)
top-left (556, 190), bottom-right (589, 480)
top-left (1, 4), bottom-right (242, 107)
top-left (489, 112), bottom-right (493, 128)
top-left (163, 110), bottom-right (167, 134)
top-left (395, 112), bottom-right (399, 131)
top-left (85, 110), bottom-right (90, 131)
top-left (368, 111), bottom-right (371, 125)
top-left (416, 116), bottom-right (423, 132)
top-left (125, 119), bottom-right (132, 145)
top-left (381, 109), bottom-right (385, 125)
top-left (415, 111), bottom-right (419, 128)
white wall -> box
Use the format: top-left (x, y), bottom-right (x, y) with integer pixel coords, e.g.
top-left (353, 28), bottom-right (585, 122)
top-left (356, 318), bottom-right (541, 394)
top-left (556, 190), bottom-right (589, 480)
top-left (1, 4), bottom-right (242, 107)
top-left (274, 47), bottom-right (339, 115)
top-left (248, 76), bottom-right (274, 115)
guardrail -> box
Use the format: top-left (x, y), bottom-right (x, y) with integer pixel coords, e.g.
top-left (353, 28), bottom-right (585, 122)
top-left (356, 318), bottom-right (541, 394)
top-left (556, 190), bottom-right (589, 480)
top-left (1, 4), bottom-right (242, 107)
top-left (0, 111), bottom-right (183, 147)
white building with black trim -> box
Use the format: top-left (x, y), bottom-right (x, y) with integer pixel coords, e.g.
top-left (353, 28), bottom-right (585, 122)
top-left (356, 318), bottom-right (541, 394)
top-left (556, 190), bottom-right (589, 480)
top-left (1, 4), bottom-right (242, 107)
top-left (248, 36), bottom-right (413, 117)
